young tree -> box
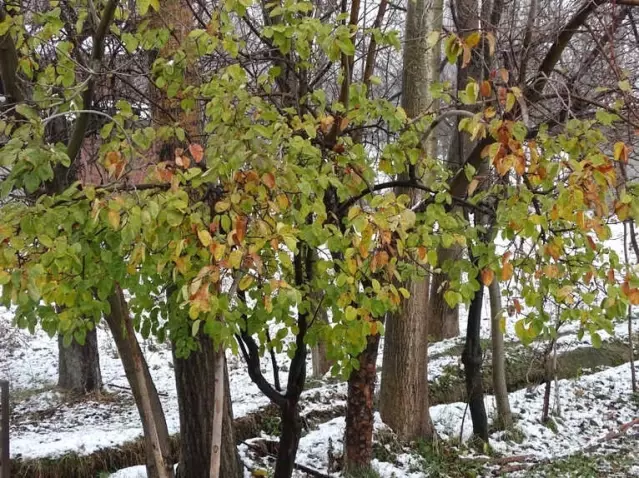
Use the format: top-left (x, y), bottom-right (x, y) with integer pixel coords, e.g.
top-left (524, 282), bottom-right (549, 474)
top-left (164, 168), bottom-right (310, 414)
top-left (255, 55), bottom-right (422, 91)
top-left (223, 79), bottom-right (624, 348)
top-left (0, 0), bottom-right (104, 395)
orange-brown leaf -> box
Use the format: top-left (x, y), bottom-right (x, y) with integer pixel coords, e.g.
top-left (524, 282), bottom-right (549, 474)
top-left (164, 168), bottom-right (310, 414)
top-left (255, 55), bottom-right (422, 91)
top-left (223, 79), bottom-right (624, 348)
top-left (514, 298), bottom-right (522, 314)
top-left (629, 289), bottom-right (639, 305)
top-left (262, 172), bottom-right (276, 189)
top-left (481, 268), bottom-right (495, 286)
top-left (501, 262), bottom-right (514, 281)
top-left (339, 116), bottom-right (350, 132)
top-left (234, 215), bottom-right (248, 244)
top-left (607, 268), bottom-right (615, 284)
top-left (417, 246), bottom-right (427, 261)
top-left (175, 155), bottom-right (190, 168)
top-left (480, 80), bottom-right (492, 98)
top-left (189, 143), bottom-right (204, 163)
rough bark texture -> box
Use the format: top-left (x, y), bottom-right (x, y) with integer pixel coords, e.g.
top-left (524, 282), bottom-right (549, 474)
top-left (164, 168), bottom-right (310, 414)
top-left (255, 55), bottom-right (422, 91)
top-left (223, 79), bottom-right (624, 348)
top-left (378, 0), bottom-right (440, 443)
top-left (380, 273), bottom-right (434, 440)
top-left (488, 280), bottom-right (512, 430)
top-left (344, 334), bottom-right (381, 471)
top-left (173, 336), bottom-right (241, 478)
top-left (311, 306), bottom-right (332, 378)
top-left (105, 287), bottom-right (174, 478)
top-left (461, 273), bottom-right (489, 442)
top-left (428, 246), bottom-right (461, 342)
top-left (57, 329), bottom-right (103, 393)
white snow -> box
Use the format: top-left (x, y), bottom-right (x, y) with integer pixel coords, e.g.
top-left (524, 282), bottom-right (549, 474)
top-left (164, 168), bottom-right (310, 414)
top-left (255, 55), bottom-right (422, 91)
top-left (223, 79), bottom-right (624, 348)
top-left (2, 219), bottom-right (639, 477)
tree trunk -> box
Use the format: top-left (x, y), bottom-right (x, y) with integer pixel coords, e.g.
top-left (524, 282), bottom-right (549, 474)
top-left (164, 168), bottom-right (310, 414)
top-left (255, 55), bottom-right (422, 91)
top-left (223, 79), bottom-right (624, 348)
top-left (380, 273), bottom-right (434, 440)
top-left (377, 0), bottom-right (440, 445)
top-left (273, 399), bottom-right (302, 478)
top-left (461, 274), bottom-right (489, 443)
top-left (105, 286), bottom-right (174, 478)
top-left (311, 305), bottom-right (331, 378)
top-left (173, 335), bottom-right (241, 478)
top-left (541, 340), bottom-right (555, 424)
top-left (429, 246), bottom-right (461, 341)
top-left (209, 346), bottom-right (225, 478)
top-left (344, 334), bottom-right (380, 472)
top-left (488, 280), bottom-right (512, 430)
top-left (57, 328), bottom-right (102, 393)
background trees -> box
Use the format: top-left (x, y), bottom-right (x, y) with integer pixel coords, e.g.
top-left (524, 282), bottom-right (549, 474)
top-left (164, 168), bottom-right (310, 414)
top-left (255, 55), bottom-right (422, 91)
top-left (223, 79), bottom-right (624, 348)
top-left (2, 0), bottom-right (639, 477)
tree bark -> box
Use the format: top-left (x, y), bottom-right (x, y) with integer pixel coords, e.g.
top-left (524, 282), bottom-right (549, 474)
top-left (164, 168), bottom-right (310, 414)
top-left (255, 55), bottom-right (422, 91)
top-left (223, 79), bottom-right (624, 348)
top-left (209, 346), bottom-right (225, 478)
top-left (274, 399), bottom-right (303, 478)
top-left (377, 0), bottom-right (440, 445)
top-left (488, 280), bottom-right (512, 430)
top-left (380, 274), bottom-right (434, 440)
top-left (57, 328), bottom-right (103, 393)
top-left (105, 286), bottom-right (174, 478)
top-left (173, 336), bottom-right (241, 478)
top-left (461, 273), bottom-right (489, 443)
top-left (429, 247), bottom-right (461, 341)
top-left (311, 305), bottom-right (332, 378)
top-left (344, 334), bottom-right (380, 472)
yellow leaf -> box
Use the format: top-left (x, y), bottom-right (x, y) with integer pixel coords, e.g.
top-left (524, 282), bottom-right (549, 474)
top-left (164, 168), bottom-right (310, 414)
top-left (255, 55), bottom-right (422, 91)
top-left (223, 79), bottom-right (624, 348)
top-left (108, 210), bottom-right (120, 230)
top-left (614, 142), bottom-right (628, 162)
top-left (465, 31), bottom-right (482, 49)
top-left (215, 200), bottom-right (230, 213)
top-left (229, 250), bottom-right (243, 269)
top-left (276, 194), bottom-right (289, 210)
top-left (239, 275), bottom-right (254, 291)
top-left (319, 115), bottom-right (335, 134)
top-left (198, 229), bottom-right (212, 247)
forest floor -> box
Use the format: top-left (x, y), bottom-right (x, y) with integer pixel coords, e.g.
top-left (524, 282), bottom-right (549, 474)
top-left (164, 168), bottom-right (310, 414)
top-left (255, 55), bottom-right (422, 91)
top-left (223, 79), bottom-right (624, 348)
top-left (2, 299), bottom-right (639, 478)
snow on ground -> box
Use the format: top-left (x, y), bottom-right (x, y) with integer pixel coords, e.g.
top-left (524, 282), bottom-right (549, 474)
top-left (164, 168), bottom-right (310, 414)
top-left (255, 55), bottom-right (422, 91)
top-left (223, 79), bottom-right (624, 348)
top-left (3, 299), bottom-right (639, 464)
top-left (236, 363), bottom-right (639, 477)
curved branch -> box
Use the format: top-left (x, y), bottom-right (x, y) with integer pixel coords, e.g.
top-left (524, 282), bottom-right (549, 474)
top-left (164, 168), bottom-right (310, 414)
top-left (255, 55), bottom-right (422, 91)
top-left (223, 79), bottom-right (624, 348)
top-left (338, 179), bottom-right (494, 217)
top-left (66, 0), bottom-right (119, 164)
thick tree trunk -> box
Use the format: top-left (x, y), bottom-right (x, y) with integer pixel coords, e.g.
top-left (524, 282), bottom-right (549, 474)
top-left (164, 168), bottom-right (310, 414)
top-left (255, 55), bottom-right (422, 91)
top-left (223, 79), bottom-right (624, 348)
top-left (311, 305), bottom-right (331, 378)
top-left (488, 280), bottom-right (512, 430)
top-left (273, 400), bottom-right (302, 478)
top-left (377, 0), bottom-right (440, 447)
top-left (344, 334), bottom-right (380, 472)
top-left (173, 335), bottom-right (241, 478)
top-left (105, 286), bottom-right (174, 478)
top-left (461, 274), bottom-right (489, 443)
top-left (429, 246), bottom-right (461, 341)
top-left (380, 274), bottom-right (434, 440)
top-left (57, 328), bottom-right (102, 393)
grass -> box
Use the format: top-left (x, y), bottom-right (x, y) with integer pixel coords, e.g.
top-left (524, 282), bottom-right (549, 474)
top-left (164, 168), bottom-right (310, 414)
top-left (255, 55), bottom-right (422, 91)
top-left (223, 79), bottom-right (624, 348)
top-left (529, 450), bottom-right (636, 477)
top-left (344, 467), bottom-right (382, 478)
top-left (412, 439), bottom-right (486, 478)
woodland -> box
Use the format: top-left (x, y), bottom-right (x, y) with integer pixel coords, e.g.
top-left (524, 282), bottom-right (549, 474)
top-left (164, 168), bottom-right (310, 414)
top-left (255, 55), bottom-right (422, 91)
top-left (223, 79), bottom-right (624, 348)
top-left (2, 0), bottom-right (639, 476)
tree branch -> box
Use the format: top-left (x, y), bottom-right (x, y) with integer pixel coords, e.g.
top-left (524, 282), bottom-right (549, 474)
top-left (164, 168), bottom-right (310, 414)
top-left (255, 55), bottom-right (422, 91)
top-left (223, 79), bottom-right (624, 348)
top-left (66, 0), bottom-right (119, 164)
